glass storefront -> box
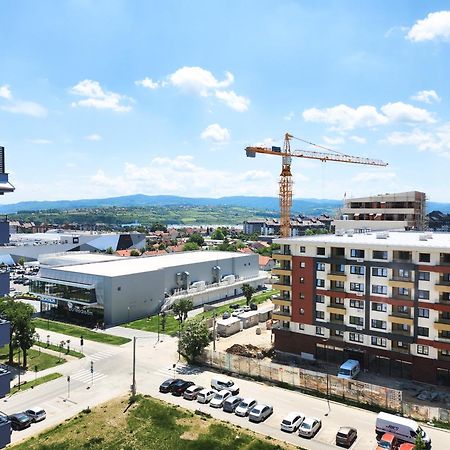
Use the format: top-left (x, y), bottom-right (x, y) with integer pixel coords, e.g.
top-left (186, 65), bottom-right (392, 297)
top-left (30, 279), bottom-right (96, 304)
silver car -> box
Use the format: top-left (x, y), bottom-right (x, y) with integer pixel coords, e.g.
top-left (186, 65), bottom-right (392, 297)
top-left (235, 398), bottom-right (257, 417)
top-left (183, 385), bottom-right (203, 400)
top-left (248, 404), bottom-right (273, 423)
top-left (223, 395), bottom-right (243, 413)
top-left (209, 390), bottom-right (231, 408)
top-left (196, 388), bottom-right (216, 404)
top-left (24, 407), bottom-right (46, 423)
top-left (298, 417), bottom-right (321, 438)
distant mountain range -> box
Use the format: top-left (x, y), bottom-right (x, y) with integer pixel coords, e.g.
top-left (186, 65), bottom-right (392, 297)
top-left (0, 194), bottom-right (449, 215)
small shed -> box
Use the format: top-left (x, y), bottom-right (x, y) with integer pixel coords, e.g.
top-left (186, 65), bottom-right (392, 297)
top-left (216, 316), bottom-right (241, 337)
top-left (257, 304), bottom-right (273, 322)
top-left (238, 310), bottom-right (260, 329)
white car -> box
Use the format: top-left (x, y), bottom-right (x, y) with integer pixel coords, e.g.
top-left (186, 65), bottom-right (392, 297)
top-left (235, 398), bottom-right (257, 417)
top-left (281, 411), bottom-right (305, 432)
top-left (196, 388), bottom-right (216, 404)
top-left (231, 308), bottom-right (245, 317)
top-left (211, 378), bottom-right (240, 395)
top-left (209, 389), bottom-right (231, 408)
top-left (298, 417), bottom-right (321, 438)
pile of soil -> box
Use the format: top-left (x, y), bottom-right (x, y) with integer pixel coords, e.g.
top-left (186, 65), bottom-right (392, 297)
top-left (226, 344), bottom-right (273, 359)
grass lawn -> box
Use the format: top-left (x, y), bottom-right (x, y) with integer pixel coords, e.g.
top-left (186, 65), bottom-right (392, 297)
top-left (33, 318), bottom-right (131, 345)
top-left (0, 346), bottom-right (66, 371)
top-left (35, 341), bottom-right (85, 359)
top-left (12, 395), bottom-right (296, 450)
top-left (10, 373), bottom-right (62, 395)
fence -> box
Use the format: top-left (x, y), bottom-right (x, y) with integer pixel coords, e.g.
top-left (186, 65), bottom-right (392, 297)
top-left (199, 349), bottom-right (450, 423)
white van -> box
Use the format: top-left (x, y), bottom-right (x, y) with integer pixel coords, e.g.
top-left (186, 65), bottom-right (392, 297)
top-left (337, 359), bottom-right (360, 379)
top-left (375, 412), bottom-right (431, 447)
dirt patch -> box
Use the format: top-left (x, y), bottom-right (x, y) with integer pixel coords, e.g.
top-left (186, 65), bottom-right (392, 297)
top-left (226, 343), bottom-right (273, 359)
top-left (177, 416), bottom-right (210, 440)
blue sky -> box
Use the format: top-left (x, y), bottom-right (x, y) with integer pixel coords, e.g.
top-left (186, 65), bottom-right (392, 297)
top-left (1, 0), bottom-right (450, 203)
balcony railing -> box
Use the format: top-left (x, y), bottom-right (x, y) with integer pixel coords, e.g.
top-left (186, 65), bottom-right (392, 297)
top-left (392, 328), bottom-right (412, 337)
top-left (330, 302), bottom-right (345, 310)
top-left (392, 345), bottom-right (410, 355)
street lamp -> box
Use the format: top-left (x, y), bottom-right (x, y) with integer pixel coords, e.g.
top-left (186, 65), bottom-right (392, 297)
top-left (131, 335), bottom-right (156, 396)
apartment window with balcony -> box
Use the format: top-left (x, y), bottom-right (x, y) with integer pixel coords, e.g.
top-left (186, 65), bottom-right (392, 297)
top-left (331, 263), bottom-right (345, 273)
top-left (372, 302), bottom-right (387, 312)
top-left (331, 280), bottom-right (345, 291)
top-left (398, 287), bottom-right (410, 297)
top-left (332, 297), bottom-right (344, 305)
top-left (317, 247), bottom-right (325, 256)
top-left (315, 294), bottom-right (325, 303)
top-left (350, 282), bottom-right (364, 292)
top-left (350, 249), bottom-right (365, 258)
top-left (371, 319), bottom-right (387, 330)
top-left (397, 268), bottom-right (410, 279)
top-left (440, 253), bottom-right (450, 265)
top-left (372, 285), bottom-right (388, 295)
top-left (350, 316), bottom-right (364, 327)
top-left (300, 246), bottom-right (306, 253)
top-left (299, 292), bottom-right (305, 299)
top-left (417, 345), bottom-right (429, 355)
top-left (330, 313), bottom-right (344, 323)
top-left (282, 245), bottom-right (291, 255)
top-left (350, 299), bottom-right (364, 309)
top-left (372, 267), bottom-right (388, 277)
top-left (349, 332), bottom-right (364, 343)
top-left (371, 336), bottom-right (387, 347)
top-left (316, 279), bottom-right (325, 288)
top-left (316, 262), bottom-right (325, 271)
top-left (419, 271), bottom-right (430, 281)
top-left (282, 321), bottom-right (290, 329)
top-left (316, 326), bottom-right (324, 336)
top-left (419, 253), bottom-right (430, 263)
top-left (417, 326), bottom-right (429, 337)
top-left (418, 290), bottom-right (430, 300)
top-left (350, 265), bottom-right (365, 275)
top-left (373, 250), bottom-right (388, 260)
top-left (316, 311), bottom-right (325, 320)
top-left (281, 306), bottom-right (290, 314)
top-left (396, 305), bottom-right (409, 315)
top-left (300, 262), bottom-right (306, 268)
top-left (394, 251), bottom-right (412, 262)
top-left (418, 308), bottom-right (429, 318)
top-left (439, 331), bottom-right (450, 339)
top-left (395, 341), bottom-right (409, 349)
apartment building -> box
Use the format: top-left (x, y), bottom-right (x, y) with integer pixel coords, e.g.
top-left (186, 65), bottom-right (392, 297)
top-left (333, 191), bottom-right (426, 232)
top-left (272, 231), bottom-right (450, 385)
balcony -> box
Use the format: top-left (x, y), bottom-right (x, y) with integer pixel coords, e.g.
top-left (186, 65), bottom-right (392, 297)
top-left (438, 351), bottom-right (450, 362)
top-left (389, 279), bottom-right (414, 289)
top-left (271, 283), bottom-right (292, 292)
top-left (330, 317), bottom-right (344, 325)
top-left (272, 297), bottom-right (291, 308)
top-left (434, 319), bottom-right (450, 332)
top-left (389, 315), bottom-right (413, 326)
top-left (392, 344), bottom-right (410, 355)
top-left (435, 283), bottom-right (450, 294)
top-left (327, 273), bottom-right (347, 282)
top-left (272, 310), bottom-right (292, 322)
top-left (391, 328), bottom-right (412, 337)
top-left (273, 253), bottom-right (292, 262)
top-left (272, 268), bottom-right (292, 277)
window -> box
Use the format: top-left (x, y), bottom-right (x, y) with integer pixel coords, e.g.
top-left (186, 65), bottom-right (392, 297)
top-left (372, 267), bottom-right (388, 277)
top-left (418, 307), bottom-right (430, 318)
top-left (349, 332), bottom-right (364, 343)
top-left (349, 316), bottom-right (364, 327)
top-left (350, 265), bottom-right (365, 275)
top-left (316, 262), bottom-right (325, 271)
top-left (417, 345), bottom-right (429, 355)
top-left (315, 295), bottom-right (325, 303)
top-left (300, 246), bottom-right (306, 253)
top-left (316, 326), bottom-right (324, 336)
top-left (397, 305), bottom-right (408, 314)
top-left (299, 277), bottom-right (305, 284)
top-left (350, 249), bottom-right (365, 258)
top-left (300, 262), bottom-right (306, 268)
top-left (371, 319), bottom-right (387, 330)
top-left (316, 279), bottom-right (325, 288)
top-left (332, 297), bottom-right (344, 305)
top-left (350, 282), bottom-right (364, 292)
top-left (298, 323), bottom-right (305, 330)
top-left (419, 253), bottom-right (430, 263)
top-left (418, 290), bottom-right (430, 300)
top-left (350, 299), bottom-right (364, 309)
top-left (299, 292), bottom-right (305, 299)
top-left (417, 326), bottom-right (429, 337)
top-left (418, 271), bottom-right (430, 281)
top-left (372, 285), bottom-right (388, 295)
top-left (299, 308), bottom-right (305, 315)
top-left (373, 250), bottom-right (388, 260)
top-left (398, 268), bottom-right (410, 278)
top-left (331, 280), bottom-right (345, 290)
top-left (282, 321), bottom-right (290, 329)
top-left (317, 247), bottom-right (325, 256)
top-left (398, 287), bottom-right (410, 296)
top-left (316, 311), bottom-right (325, 320)
top-left (371, 336), bottom-right (387, 347)
top-left (372, 302), bottom-right (387, 312)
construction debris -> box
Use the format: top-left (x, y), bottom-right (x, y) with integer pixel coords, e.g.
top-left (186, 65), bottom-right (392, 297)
top-left (226, 344), bottom-right (273, 359)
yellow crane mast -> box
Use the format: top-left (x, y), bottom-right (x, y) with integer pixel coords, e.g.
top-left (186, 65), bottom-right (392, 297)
top-left (245, 133), bottom-right (388, 237)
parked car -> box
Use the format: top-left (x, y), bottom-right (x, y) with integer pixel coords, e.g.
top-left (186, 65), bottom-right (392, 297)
top-left (280, 412), bottom-right (305, 433)
top-left (232, 308), bottom-right (245, 317)
top-left (209, 390), bottom-right (232, 408)
top-left (376, 433), bottom-right (398, 450)
top-left (211, 378), bottom-right (240, 395)
top-left (7, 413), bottom-right (32, 431)
top-left (229, 304), bottom-right (240, 310)
top-left (24, 407), bottom-right (46, 423)
top-left (336, 427), bottom-right (357, 447)
top-left (222, 311), bottom-right (231, 319)
top-left (248, 404), bottom-right (273, 423)
top-left (159, 378), bottom-right (178, 393)
top-left (235, 398), bottom-right (257, 417)
top-left (338, 360), bottom-right (360, 380)
top-left (222, 395), bottom-right (243, 413)
top-left (183, 385), bottom-right (203, 400)
top-left (242, 305), bottom-right (251, 312)
top-left (398, 444), bottom-right (415, 450)
top-left (298, 417), bottom-right (321, 438)
top-left (171, 380), bottom-right (194, 396)
top-left (197, 388), bottom-right (216, 404)
top-left (250, 303), bottom-right (258, 310)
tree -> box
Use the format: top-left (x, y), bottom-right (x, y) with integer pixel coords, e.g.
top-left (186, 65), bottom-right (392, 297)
top-left (415, 433), bottom-right (426, 450)
top-left (105, 246), bottom-right (114, 255)
top-left (150, 222), bottom-right (167, 232)
top-left (179, 320), bottom-right (210, 363)
top-left (211, 228), bottom-right (225, 240)
top-left (183, 242), bottom-right (199, 251)
top-left (241, 283), bottom-right (256, 306)
top-left (172, 298), bottom-right (194, 322)
top-left (188, 233), bottom-right (204, 246)
top-left (160, 312), bottom-right (167, 331)
top-left (130, 249), bottom-right (141, 257)
top-left (18, 257), bottom-right (25, 267)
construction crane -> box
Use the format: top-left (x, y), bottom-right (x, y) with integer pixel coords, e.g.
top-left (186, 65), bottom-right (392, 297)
top-left (245, 133), bottom-right (388, 237)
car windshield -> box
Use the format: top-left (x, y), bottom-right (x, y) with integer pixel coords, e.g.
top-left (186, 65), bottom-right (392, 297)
top-left (17, 414), bottom-right (28, 421)
top-left (339, 368), bottom-right (351, 375)
top-left (213, 394), bottom-right (222, 400)
top-left (239, 402), bottom-right (249, 408)
top-left (302, 423), bottom-right (311, 429)
top-left (378, 440), bottom-right (392, 449)
top-left (282, 419), bottom-right (292, 425)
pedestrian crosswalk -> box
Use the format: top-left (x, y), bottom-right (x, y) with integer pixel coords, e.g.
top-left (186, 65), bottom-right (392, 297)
top-left (70, 369), bottom-right (107, 384)
top-left (88, 350), bottom-right (117, 362)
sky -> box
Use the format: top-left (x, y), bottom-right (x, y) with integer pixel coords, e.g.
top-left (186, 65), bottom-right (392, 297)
top-left (1, 0), bottom-right (450, 204)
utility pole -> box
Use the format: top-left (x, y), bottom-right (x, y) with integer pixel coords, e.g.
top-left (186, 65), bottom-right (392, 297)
top-left (157, 312), bottom-right (160, 343)
top-left (17, 349), bottom-right (21, 390)
top-left (67, 375), bottom-right (71, 399)
top-left (90, 361), bottom-right (94, 387)
top-left (80, 335), bottom-right (84, 355)
top-left (132, 337), bottom-right (136, 396)
top-left (212, 314), bottom-right (216, 351)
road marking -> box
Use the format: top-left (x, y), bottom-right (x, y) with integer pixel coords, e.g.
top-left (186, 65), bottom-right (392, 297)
top-left (88, 350), bottom-right (117, 362)
top-left (70, 369), bottom-right (107, 384)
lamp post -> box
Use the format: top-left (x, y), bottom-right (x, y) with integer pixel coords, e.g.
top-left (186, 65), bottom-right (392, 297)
top-left (131, 335), bottom-right (155, 397)
top-left (212, 313), bottom-right (216, 351)
top-left (17, 349), bottom-right (21, 391)
top-left (157, 312), bottom-right (160, 343)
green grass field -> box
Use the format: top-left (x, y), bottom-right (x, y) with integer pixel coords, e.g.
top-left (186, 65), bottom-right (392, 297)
top-left (33, 318), bottom-right (131, 345)
top-left (10, 373), bottom-right (62, 395)
top-left (12, 395), bottom-right (295, 450)
top-left (0, 346), bottom-right (66, 371)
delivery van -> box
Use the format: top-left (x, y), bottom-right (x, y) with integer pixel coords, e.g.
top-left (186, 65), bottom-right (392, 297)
top-left (337, 359), bottom-right (360, 379)
top-left (375, 412), bottom-right (431, 447)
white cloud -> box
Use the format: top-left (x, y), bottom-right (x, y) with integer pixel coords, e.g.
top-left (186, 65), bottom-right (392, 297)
top-left (70, 80), bottom-right (132, 112)
top-left (352, 171), bottom-right (397, 183)
top-left (411, 90), bottom-right (441, 104)
top-left (27, 138), bottom-right (52, 145)
top-left (407, 11), bottom-right (450, 42)
top-left (84, 133), bottom-right (102, 141)
top-left (349, 135), bottom-right (367, 144)
top-left (284, 112), bottom-right (294, 121)
top-left (200, 124), bottom-right (230, 143)
top-left (323, 136), bottom-right (345, 146)
top-left (214, 90), bottom-right (249, 112)
top-left (252, 137), bottom-right (278, 148)
top-left (0, 85), bottom-right (12, 100)
top-left (135, 77), bottom-right (161, 90)
top-left (303, 101), bottom-right (434, 130)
